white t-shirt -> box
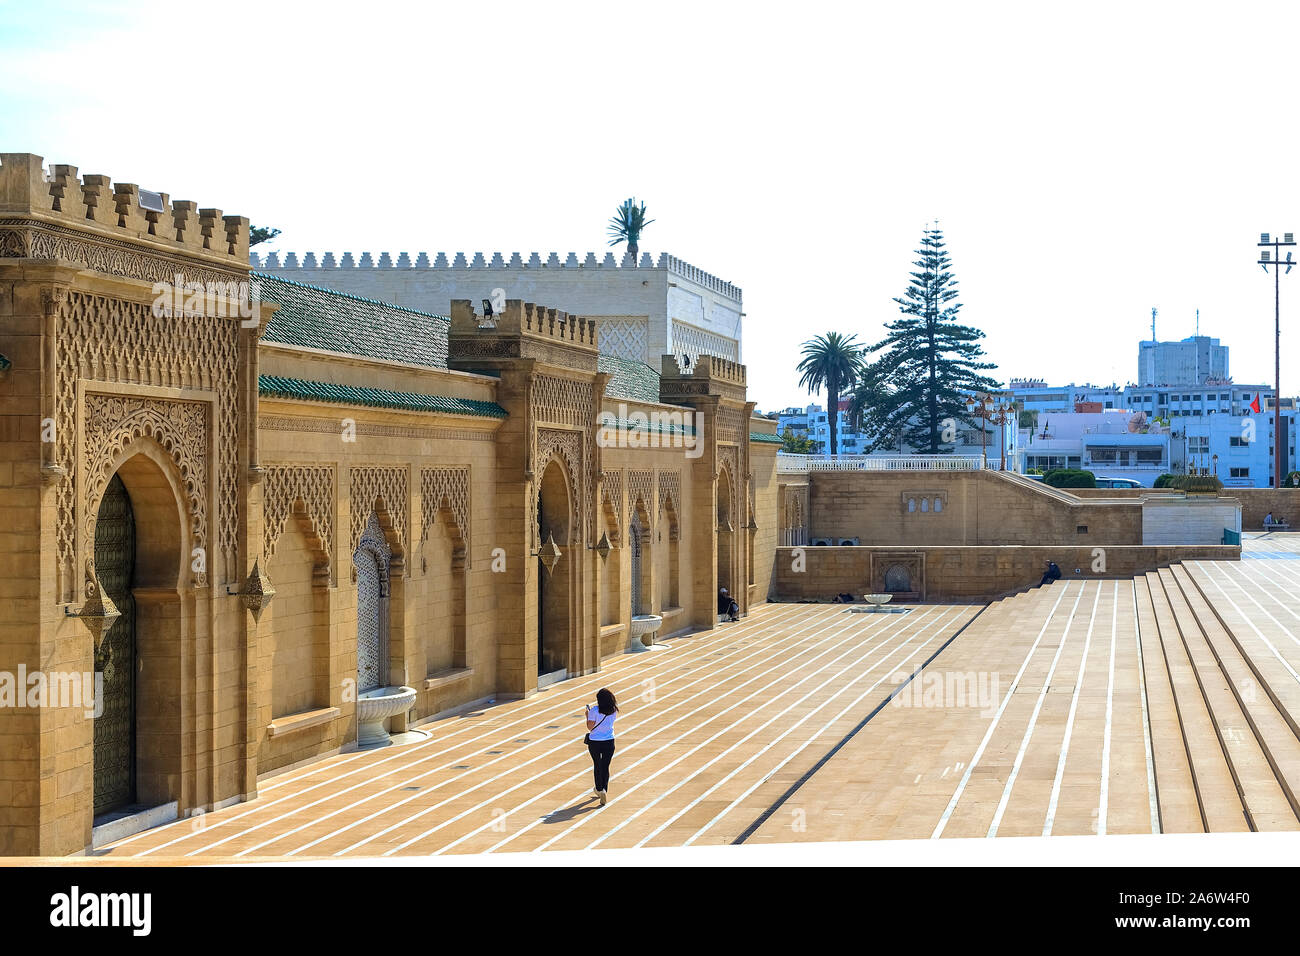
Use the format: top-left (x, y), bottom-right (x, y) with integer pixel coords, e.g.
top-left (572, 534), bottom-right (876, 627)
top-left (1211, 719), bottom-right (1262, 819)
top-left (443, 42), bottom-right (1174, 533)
top-left (586, 705), bottom-right (617, 741)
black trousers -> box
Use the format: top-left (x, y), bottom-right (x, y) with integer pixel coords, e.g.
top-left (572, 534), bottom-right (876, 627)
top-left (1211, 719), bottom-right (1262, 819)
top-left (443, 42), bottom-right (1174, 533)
top-left (587, 738), bottom-right (615, 791)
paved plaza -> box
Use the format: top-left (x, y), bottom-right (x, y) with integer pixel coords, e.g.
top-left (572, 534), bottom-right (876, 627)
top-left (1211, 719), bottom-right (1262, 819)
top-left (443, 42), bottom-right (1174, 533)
top-left (70, 533), bottom-right (1300, 860)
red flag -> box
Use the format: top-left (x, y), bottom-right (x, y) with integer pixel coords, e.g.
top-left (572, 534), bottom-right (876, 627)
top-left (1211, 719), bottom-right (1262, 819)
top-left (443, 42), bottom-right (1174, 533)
top-left (1250, 393), bottom-right (1262, 414)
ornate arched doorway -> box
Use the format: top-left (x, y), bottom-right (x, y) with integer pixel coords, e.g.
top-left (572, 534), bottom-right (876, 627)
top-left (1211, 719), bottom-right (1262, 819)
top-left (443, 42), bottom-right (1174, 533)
top-left (537, 459), bottom-right (572, 677)
top-left (354, 511), bottom-right (391, 694)
top-left (718, 467), bottom-right (734, 602)
top-left (89, 446), bottom-right (186, 818)
top-left (93, 473), bottom-right (136, 816)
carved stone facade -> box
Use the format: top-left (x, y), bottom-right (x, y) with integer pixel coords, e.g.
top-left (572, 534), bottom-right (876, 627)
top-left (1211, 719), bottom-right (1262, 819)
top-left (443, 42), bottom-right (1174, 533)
top-left (55, 290), bottom-right (240, 598)
top-left (0, 153), bottom-right (781, 858)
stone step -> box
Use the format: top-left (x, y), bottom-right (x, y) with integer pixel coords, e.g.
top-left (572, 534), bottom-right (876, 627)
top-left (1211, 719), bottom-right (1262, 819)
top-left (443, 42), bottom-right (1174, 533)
top-left (1133, 576), bottom-right (1202, 833)
top-left (1172, 564), bottom-right (1300, 825)
top-left (1143, 571), bottom-right (1248, 832)
top-left (1156, 567), bottom-right (1298, 831)
top-left (1184, 560), bottom-right (1300, 743)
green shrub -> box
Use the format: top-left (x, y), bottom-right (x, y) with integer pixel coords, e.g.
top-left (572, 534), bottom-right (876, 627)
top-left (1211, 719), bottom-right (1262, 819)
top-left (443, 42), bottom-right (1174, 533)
top-left (1170, 475), bottom-right (1223, 495)
top-left (1043, 468), bottom-right (1097, 489)
top-left (1285, 471), bottom-right (1300, 489)
top-left (1153, 473), bottom-right (1178, 488)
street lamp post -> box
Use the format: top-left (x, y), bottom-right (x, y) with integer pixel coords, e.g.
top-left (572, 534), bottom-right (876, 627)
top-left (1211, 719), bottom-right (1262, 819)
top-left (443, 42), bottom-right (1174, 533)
top-left (1258, 232), bottom-right (1295, 489)
top-left (966, 392), bottom-right (1016, 471)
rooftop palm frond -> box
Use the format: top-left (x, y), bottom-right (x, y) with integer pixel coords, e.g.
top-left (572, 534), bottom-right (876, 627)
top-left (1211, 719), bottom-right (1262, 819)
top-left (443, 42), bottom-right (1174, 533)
top-left (607, 198), bottom-right (655, 250)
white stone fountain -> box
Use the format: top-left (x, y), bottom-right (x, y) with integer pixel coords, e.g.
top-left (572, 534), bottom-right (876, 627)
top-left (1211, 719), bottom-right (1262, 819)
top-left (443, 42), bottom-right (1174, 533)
top-left (357, 685), bottom-right (417, 747)
top-left (628, 614), bottom-right (664, 653)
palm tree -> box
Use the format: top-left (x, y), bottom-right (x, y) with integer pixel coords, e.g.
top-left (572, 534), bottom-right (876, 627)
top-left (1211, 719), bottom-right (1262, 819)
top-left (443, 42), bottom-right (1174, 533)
top-left (607, 198), bottom-right (655, 261)
top-left (796, 332), bottom-right (865, 456)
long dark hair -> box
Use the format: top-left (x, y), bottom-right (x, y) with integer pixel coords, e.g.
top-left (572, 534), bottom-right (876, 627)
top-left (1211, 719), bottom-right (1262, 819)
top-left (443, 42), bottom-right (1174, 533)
top-left (596, 687), bottom-right (619, 715)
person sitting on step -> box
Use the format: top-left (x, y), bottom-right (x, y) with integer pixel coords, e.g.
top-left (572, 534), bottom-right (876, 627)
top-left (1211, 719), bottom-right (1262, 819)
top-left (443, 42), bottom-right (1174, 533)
top-left (718, 587), bottom-right (740, 622)
top-left (1039, 560), bottom-right (1062, 587)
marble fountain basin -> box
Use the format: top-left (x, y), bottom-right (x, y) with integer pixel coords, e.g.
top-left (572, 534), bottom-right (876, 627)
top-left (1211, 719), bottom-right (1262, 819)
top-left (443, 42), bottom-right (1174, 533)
top-left (628, 614), bottom-right (664, 653)
top-left (357, 685), bottom-right (417, 747)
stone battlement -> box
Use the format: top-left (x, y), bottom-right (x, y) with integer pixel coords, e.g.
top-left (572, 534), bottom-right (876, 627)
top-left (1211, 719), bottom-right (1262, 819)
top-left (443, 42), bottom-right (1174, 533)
top-left (448, 298), bottom-right (600, 373)
top-left (662, 352), bottom-right (747, 387)
top-left (0, 152), bottom-right (250, 264)
top-left (253, 248), bottom-right (741, 301)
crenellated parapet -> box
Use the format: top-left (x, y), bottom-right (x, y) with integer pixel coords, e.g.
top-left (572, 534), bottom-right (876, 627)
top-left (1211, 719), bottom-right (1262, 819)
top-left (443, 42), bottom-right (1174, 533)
top-left (658, 352), bottom-right (750, 408)
top-left (448, 298), bottom-right (600, 373)
top-left (0, 153), bottom-right (250, 275)
top-left (253, 248), bottom-right (742, 301)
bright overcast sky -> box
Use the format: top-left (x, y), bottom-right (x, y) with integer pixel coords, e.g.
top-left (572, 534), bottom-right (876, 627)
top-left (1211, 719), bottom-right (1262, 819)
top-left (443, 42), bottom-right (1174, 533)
top-left (4, 1), bottom-right (1300, 413)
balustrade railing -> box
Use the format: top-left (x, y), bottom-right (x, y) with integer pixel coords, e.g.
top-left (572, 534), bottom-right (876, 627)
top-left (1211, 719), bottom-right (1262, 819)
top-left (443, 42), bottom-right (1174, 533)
top-left (776, 454), bottom-right (985, 474)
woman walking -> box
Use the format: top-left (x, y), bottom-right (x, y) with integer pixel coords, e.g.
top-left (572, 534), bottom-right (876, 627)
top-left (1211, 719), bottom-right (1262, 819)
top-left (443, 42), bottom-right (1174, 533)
top-left (585, 688), bottom-right (619, 806)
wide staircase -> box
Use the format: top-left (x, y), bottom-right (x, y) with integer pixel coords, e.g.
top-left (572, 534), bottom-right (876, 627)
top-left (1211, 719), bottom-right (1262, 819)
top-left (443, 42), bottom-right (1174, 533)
top-left (1138, 561), bottom-right (1300, 832)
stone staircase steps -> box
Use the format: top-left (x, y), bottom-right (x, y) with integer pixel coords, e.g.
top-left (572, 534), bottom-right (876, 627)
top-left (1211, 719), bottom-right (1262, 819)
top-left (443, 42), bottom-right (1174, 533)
top-left (1132, 577), bottom-right (1201, 833)
top-left (1143, 571), bottom-right (1249, 832)
top-left (1155, 567), bottom-right (1300, 831)
top-left (1174, 563), bottom-right (1300, 827)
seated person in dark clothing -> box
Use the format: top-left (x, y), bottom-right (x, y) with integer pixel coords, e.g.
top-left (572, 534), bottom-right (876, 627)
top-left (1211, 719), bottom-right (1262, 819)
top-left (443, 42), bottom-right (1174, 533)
top-left (1039, 560), bottom-right (1062, 587)
top-left (718, 587), bottom-right (740, 622)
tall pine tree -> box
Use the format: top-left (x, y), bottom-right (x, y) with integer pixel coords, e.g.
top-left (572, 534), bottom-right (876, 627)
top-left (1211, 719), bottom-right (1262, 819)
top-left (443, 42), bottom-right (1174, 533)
top-left (853, 227), bottom-right (999, 453)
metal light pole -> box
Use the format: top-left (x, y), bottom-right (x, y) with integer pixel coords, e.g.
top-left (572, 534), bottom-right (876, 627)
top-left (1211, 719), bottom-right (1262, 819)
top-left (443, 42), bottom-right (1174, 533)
top-left (966, 392), bottom-right (1016, 471)
top-left (1259, 232), bottom-right (1295, 488)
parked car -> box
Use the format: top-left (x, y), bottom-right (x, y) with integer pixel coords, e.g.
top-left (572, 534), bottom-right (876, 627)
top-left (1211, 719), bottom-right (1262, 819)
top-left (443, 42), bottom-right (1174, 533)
top-left (1094, 476), bottom-right (1143, 489)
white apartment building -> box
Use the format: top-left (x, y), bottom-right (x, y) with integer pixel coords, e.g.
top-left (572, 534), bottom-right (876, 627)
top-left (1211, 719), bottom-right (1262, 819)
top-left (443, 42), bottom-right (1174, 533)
top-left (1017, 411), bottom-right (1171, 485)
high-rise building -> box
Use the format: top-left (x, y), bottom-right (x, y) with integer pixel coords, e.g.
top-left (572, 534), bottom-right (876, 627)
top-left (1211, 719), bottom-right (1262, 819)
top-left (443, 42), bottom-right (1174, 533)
top-left (1138, 334), bottom-right (1229, 386)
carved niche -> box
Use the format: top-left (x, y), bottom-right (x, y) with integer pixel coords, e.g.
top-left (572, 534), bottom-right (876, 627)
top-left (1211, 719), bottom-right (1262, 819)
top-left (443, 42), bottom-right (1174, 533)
top-left (263, 465), bottom-right (336, 585)
top-left (82, 394), bottom-right (210, 586)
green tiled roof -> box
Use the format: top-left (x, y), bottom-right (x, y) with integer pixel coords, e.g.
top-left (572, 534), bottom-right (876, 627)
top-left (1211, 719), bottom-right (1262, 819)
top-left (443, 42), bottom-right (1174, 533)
top-left (750, 432), bottom-right (783, 444)
top-left (255, 272), bottom-right (450, 369)
top-left (598, 354), bottom-right (661, 403)
top-left (259, 374), bottom-right (506, 418)
top-left (597, 414), bottom-right (696, 437)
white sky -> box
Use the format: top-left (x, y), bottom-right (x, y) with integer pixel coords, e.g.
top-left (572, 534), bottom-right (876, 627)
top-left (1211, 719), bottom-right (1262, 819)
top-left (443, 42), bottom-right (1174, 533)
top-left (4, 0), bottom-right (1300, 413)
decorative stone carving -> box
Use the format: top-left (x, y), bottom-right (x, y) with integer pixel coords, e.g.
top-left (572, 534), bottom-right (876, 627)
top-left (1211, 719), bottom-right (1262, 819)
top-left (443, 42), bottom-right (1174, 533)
top-left (0, 219), bottom-right (244, 289)
top-left (534, 428), bottom-right (584, 547)
top-left (596, 318), bottom-right (649, 363)
top-left (534, 374), bottom-right (594, 427)
top-left (259, 416), bottom-right (494, 442)
top-left (420, 466), bottom-right (471, 564)
top-left (56, 290), bottom-right (239, 599)
top-left (628, 470), bottom-right (655, 530)
top-left (350, 467), bottom-right (409, 560)
top-left (601, 469), bottom-right (624, 542)
top-left (659, 470), bottom-right (682, 521)
top-left (263, 465), bottom-right (336, 584)
top-left (83, 394), bottom-right (210, 586)
top-left (717, 445), bottom-right (739, 523)
top-left (717, 404), bottom-right (746, 445)
top-left (671, 319), bottom-right (739, 363)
